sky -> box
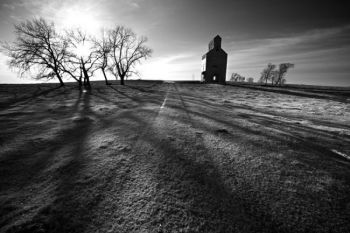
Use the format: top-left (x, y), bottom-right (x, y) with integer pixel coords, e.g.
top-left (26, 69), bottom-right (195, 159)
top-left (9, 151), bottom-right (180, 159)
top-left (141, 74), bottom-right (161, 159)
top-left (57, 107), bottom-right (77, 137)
top-left (0, 0), bottom-right (349, 86)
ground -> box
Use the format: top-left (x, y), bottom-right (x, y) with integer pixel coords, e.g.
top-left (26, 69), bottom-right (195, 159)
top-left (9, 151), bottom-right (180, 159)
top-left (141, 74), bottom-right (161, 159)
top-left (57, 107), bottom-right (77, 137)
top-left (0, 80), bottom-right (349, 233)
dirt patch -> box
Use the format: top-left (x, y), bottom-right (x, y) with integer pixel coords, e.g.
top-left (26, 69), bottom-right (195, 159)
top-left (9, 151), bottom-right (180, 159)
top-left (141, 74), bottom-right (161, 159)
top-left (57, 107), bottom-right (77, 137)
top-left (215, 128), bottom-right (230, 134)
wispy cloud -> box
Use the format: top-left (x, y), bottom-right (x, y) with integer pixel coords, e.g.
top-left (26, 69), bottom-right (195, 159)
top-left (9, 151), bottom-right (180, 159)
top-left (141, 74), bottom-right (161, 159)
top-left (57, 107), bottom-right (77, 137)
top-left (0, 0), bottom-right (349, 85)
top-left (226, 25), bottom-right (350, 85)
top-left (2, 3), bottom-right (15, 10)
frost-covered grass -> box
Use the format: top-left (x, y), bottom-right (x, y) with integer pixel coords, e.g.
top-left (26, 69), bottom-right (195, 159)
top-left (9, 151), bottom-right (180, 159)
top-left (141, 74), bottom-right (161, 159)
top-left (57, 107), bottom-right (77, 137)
top-left (0, 81), bottom-right (349, 233)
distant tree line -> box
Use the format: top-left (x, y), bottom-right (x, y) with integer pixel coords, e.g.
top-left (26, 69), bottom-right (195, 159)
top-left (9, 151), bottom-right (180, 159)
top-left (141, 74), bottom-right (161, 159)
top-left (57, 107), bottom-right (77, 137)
top-left (230, 62), bottom-right (294, 86)
top-left (0, 18), bottom-right (152, 88)
top-left (230, 73), bottom-right (254, 83)
top-left (230, 73), bottom-right (246, 82)
top-left (259, 63), bottom-right (294, 86)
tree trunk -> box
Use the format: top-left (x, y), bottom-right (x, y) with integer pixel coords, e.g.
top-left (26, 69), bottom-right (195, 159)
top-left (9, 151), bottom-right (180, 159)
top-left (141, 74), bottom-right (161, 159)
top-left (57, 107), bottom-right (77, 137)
top-left (120, 76), bottom-right (125, 85)
top-left (82, 64), bottom-right (91, 87)
top-left (79, 68), bottom-right (83, 87)
top-left (276, 75), bottom-right (282, 86)
top-left (53, 69), bottom-right (64, 87)
top-left (101, 68), bottom-right (110, 85)
top-left (55, 70), bottom-right (64, 86)
top-left (86, 77), bottom-right (91, 87)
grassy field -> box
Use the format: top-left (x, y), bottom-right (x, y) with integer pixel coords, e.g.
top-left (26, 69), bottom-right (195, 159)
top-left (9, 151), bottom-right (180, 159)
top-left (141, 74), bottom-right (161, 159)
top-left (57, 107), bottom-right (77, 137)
top-left (0, 81), bottom-right (349, 232)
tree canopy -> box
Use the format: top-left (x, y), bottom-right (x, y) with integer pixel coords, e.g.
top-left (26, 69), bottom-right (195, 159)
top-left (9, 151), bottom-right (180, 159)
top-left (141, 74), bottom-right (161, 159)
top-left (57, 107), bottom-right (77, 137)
top-left (1, 18), bottom-right (152, 87)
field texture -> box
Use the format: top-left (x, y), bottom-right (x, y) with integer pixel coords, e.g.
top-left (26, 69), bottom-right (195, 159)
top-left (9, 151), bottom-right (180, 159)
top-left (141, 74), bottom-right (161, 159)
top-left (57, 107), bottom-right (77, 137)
top-left (0, 81), bottom-right (349, 233)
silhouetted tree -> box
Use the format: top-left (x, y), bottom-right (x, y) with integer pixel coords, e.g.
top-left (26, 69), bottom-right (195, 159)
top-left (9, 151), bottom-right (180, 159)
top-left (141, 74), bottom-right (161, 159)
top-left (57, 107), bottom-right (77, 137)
top-left (58, 52), bottom-right (82, 86)
top-left (64, 29), bottom-right (101, 88)
top-left (231, 73), bottom-right (239, 81)
top-left (260, 63), bottom-right (276, 85)
top-left (271, 70), bottom-right (279, 85)
top-left (275, 63), bottom-right (294, 86)
top-left (0, 18), bottom-right (66, 86)
top-left (108, 26), bottom-right (152, 85)
top-left (230, 72), bottom-right (245, 82)
top-left (93, 31), bottom-right (111, 85)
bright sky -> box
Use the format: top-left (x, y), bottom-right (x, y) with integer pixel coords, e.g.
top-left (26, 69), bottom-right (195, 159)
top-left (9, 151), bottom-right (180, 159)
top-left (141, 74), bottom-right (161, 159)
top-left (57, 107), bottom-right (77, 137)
top-left (0, 0), bottom-right (349, 86)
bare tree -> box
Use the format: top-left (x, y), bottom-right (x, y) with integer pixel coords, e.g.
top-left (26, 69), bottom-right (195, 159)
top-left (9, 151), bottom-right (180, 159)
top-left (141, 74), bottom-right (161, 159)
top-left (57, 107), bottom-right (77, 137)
top-left (271, 70), bottom-right (279, 85)
top-left (230, 72), bottom-right (245, 82)
top-left (93, 31), bottom-right (111, 85)
top-left (275, 63), bottom-right (294, 86)
top-left (64, 29), bottom-right (103, 87)
top-left (0, 18), bottom-right (66, 86)
top-left (260, 63), bottom-right (276, 85)
top-left (230, 73), bottom-right (240, 82)
top-left (58, 52), bottom-right (82, 86)
top-left (108, 26), bottom-right (152, 85)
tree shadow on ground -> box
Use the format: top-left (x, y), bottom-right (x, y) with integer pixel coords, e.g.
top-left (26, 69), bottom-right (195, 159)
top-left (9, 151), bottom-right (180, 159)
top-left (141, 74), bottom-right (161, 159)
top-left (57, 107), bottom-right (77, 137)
top-left (227, 83), bottom-right (350, 103)
top-left (1, 84), bottom-right (168, 233)
top-left (135, 83), bottom-right (350, 232)
top-left (117, 107), bottom-right (280, 232)
top-left (90, 84), bottom-right (165, 108)
top-left (173, 92), bottom-right (350, 173)
top-left (1, 89), bottom-right (107, 233)
top-left (0, 85), bottom-right (66, 110)
top-left (1, 82), bottom-right (349, 232)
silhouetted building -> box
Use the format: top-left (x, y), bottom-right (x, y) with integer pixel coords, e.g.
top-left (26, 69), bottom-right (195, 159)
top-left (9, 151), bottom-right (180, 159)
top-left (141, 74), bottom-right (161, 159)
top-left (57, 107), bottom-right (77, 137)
top-left (201, 35), bottom-right (228, 84)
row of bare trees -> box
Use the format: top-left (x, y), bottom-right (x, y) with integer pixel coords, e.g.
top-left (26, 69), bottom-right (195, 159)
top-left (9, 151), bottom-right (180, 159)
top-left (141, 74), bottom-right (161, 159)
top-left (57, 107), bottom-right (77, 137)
top-left (0, 18), bottom-right (152, 87)
top-left (230, 72), bottom-right (245, 82)
top-left (230, 63), bottom-right (294, 86)
top-left (259, 63), bottom-right (294, 86)
top-left (230, 73), bottom-right (254, 83)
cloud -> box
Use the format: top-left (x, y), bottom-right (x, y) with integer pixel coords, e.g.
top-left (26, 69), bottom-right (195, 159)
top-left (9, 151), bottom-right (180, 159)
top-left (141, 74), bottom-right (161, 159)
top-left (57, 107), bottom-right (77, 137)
top-left (130, 2), bottom-right (140, 8)
top-left (226, 25), bottom-right (350, 85)
top-left (0, 1), bottom-right (349, 86)
top-left (2, 3), bottom-right (15, 10)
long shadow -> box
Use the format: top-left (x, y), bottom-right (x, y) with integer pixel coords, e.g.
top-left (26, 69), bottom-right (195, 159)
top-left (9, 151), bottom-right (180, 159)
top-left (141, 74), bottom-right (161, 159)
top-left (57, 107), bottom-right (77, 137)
top-left (125, 82), bottom-right (163, 93)
top-left (109, 84), bottom-right (280, 231)
top-left (0, 85), bottom-right (64, 110)
top-left (1, 83), bottom-right (165, 232)
top-left (118, 106), bottom-right (280, 232)
top-left (0, 91), bottom-right (83, 231)
top-left (25, 87), bottom-right (169, 233)
top-left (1, 89), bottom-right (108, 233)
top-left (2, 82), bottom-right (349, 232)
top-left (34, 90), bottom-right (96, 233)
top-left (171, 97), bottom-right (350, 168)
top-left (149, 85), bottom-right (350, 231)
top-left (108, 85), bottom-right (142, 102)
top-left (227, 83), bottom-right (350, 103)
top-left (0, 89), bottom-right (83, 186)
top-left (178, 89), bottom-right (350, 133)
top-left (127, 90), bottom-right (350, 231)
top-left (167, 84), bottom-right (350, 152)
top-left (93, 85), bottom-right (165, 108)
top-left (159, 85), bottom-right (350, 177)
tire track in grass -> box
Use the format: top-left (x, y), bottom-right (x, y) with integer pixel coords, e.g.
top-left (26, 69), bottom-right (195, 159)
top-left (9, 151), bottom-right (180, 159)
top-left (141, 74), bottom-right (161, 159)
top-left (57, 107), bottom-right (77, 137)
top-left (106, 83), bottom-right (259, 233)
top-left (96, 83), bottom-right (172, 232)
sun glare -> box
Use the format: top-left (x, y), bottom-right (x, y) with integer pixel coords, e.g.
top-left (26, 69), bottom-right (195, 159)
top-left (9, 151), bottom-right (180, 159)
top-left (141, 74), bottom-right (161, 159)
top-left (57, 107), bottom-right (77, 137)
top-left (57, 6), bottom-right (101, 34)
top-left (74, 43), bottom-right (92, 58)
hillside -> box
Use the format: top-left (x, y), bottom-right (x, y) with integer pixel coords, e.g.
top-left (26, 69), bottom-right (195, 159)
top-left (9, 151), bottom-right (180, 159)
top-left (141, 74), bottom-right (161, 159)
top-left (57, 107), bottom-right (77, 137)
top-left (0, 81), bottom-right (350, 233)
